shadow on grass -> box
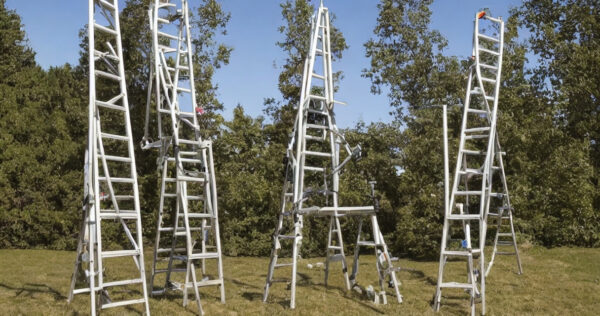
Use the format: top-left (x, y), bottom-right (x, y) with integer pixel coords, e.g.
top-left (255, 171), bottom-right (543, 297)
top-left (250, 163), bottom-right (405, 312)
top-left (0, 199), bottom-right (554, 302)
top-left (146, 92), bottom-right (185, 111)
top-left (0, 283), bottom-right (67, 301)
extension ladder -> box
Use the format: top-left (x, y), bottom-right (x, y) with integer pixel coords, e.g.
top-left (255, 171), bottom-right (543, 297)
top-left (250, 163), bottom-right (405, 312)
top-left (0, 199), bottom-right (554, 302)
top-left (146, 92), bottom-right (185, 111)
top-left (142, 1), bottom-right (224, 314)
top-left (433, 11), bottom-right (520, 315)
top-left (263, 1), bottom-right (401, 309)
top-left (68, 1), bottom-right (150, 314)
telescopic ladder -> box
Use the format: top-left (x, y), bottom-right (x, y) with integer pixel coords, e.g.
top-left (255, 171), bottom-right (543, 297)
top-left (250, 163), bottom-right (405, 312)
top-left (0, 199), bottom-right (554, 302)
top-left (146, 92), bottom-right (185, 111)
top-left (262, 1), bottom-right (401, 309)
top-left (68, 1), bottom-right (150, 315)
top-left (141, 1), bottom-right (224, 314)
top-left (433, 11), bottom-right (520, 315)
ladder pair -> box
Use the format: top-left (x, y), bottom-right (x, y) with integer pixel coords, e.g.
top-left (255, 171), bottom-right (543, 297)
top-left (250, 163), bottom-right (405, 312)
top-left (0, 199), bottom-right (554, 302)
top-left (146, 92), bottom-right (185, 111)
top-left (263, 2), bottom-right (402, 309)
top-left (69, 1), bottom-right (224, 315)
top-left (433, 11), bottom-right (522, 315)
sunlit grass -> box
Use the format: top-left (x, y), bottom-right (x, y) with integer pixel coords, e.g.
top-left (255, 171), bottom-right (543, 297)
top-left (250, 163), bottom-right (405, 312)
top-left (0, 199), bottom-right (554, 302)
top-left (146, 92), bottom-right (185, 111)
top-left (0, 246), bottom-right (598, 315)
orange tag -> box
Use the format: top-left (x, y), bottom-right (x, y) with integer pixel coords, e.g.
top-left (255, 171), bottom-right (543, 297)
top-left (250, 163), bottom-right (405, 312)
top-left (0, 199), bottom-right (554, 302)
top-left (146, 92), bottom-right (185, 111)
top-left (477, 11), bottom-right (486, 19)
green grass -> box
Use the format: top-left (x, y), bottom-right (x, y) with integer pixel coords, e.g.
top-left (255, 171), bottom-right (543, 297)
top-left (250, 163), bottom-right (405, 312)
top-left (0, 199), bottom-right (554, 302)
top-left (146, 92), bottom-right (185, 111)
top-left (0, 246), bottom-right (599, 315)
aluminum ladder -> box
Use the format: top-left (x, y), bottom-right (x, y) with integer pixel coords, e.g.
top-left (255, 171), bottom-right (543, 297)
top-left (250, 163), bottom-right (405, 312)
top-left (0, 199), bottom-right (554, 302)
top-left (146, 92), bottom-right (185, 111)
top-left (68, 1), bottom-right (150, 314)
top-left (142, 1), bottom-right (224, 314)
top-left (433, 11), bottom-right (514, 315)
top-left (262, 1), bottom-right (401, 309)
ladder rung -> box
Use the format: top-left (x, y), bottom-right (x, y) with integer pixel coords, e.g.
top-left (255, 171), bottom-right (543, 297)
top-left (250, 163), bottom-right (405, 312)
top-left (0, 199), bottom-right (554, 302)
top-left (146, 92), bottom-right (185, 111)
top-left (156, 247), bottom-right (186, 253)
top-left (484, 95), bottom-right (495, 101)
top-left (100, 132), bottom-right (129, 141)
top-left (102, 249), bottom-right (140, 258)
top-left (166, 157), bottom-right (203, 164)
top-left (312, 73), bottom-right (325, 80)
top-left (177, 175), bottom-right (205, 182)
top-left (459, 168), bottom-right (482, 176)
top-left (96, 100), bottom-right (126, 112)
top-left (187, 195), bottom-right (204, 201)
top-left (94, 23), bottom-right (118, 36)
top-left (496, 241), bottom-right (514, 246)
top-left (98, 177), bottom-right (135, 183)
top-left (154, 268), bottom-right (187, 274)
top-left (158, 2), bottom-right (177, 8)
top-left (304, 150), bottom-right (332, 157)
top-left (303, 166), bottom-right (325, 172)
top-left (484, 16), bottom-right (503, 23)
top-left (357, 241), bottom-right (380, 247)
top-left (179, 139), bottom-right (200, 145)
top-left (480, 77), bottom-right (497, 84)
top-left (461, 149), bottom-right (484, 155)
top-left (307, 109), bottom-right (328, 115)
top-left (177, 87), bottom-right (192, 93)
top-left (278, 235), bottom-right (296, 240)
top-left (103, 278), bottom-right (143, 288)
top-left (158, 45), bottom-right (177, 53)
top-left (188, 252), bottom-right (219, 260)
top-left (97, 0), bottom-right (116, 11)
top-left (180, 213), bottom-right (212, 219)
top-left (464, 127), bottom-right (490, 133)
top-left (467, 108), bottom-right (488, 115)
top-left (480, 63), bottom-right (498, 71)
top-left (440, 282), bottom-right (474, 289)
top-left (95, 70), bottom-right (121, 82)
top-left (443, 249), bottom-right (481, 257)
top-left (102, 298), bottom-right (146, 309)
top-left (158, 31), bottom-right (179, 41)
top-left (497, 233), bottom-right (513, 237)
top-left (328, 246), bottom-right (342, 250)
top-left (309, 94), bottom-right (326, 101)
top-left (100, 154), bottom-right (131, 163)
top-left (490, 192), bottom-right (504, 198)
top-left (99, 211), bottom-right (138, 220)
top-left (305, 135), bottom-right (324, 141)
top-left (447, 214), bottom-right (481, 220)
top-left (114, 195), bottom-right (134, 200)
top-left (157, 17), bottom-right (170, 24)
top-left (478, 33), bottom-right (499, 43)
top-left (479, 47), bottom-right (500, 56)
top-left (454, 191), bottom-right (482, 196)
top-left (465, 134), bottom-right (489, 140)
top-left (306, 124), bottom-right (328, 130)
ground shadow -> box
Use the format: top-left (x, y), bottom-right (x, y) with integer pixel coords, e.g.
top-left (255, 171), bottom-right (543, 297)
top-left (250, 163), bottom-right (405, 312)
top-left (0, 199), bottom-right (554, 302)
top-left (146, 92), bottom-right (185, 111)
top-left (0, 283), bottom-right (66, 301)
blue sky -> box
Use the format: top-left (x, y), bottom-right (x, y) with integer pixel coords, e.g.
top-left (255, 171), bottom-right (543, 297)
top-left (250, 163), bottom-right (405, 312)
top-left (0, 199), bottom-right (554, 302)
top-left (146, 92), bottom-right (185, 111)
top-left (6, 0), bottom-right (521, 127)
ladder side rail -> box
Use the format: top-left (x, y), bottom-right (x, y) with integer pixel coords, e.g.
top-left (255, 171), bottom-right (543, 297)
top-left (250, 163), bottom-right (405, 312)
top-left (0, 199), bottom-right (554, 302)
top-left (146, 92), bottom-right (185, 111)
top-left (206, 142), bottom-right (226, 302)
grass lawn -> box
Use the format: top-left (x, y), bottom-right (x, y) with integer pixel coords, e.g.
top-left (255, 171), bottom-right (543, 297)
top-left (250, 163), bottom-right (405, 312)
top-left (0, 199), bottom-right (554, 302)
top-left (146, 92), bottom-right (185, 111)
top-left (0, 246), bottom-right (598, 315)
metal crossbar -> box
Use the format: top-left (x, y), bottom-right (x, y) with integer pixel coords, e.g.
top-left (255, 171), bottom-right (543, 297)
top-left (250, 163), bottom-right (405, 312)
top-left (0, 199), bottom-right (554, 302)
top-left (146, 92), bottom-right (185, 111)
top-left (142, 1), bottom-right (225, 314)
top-left (433, 11), bottom-right (521, 316)
top-left (68, 1), bottom-right (150, 315)
top-left (262, 1), bottom-right (402, 309)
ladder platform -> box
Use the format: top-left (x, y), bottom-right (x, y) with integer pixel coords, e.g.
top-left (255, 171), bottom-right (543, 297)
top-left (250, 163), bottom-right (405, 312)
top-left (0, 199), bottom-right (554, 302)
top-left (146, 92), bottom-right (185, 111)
top-left (102, 249), bottom-right (141, 258)
top-left (101, 298), bottom-right (147, 309)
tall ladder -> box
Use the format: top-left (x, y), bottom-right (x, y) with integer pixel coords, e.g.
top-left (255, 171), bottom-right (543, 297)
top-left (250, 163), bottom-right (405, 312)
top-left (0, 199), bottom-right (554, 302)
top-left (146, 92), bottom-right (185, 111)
top-left (433, 11), bottom-right (519, 315)
top-left (142, 1), bottom-right (224, 314)
top-left (262, 1), bottom-right (401, 309)
top-left (68, 1), bottom-right (150, 315)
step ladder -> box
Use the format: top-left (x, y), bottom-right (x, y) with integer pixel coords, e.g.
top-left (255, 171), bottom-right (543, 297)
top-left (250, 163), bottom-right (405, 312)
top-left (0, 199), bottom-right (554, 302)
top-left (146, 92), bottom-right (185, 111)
top-left (142, 1), bottom-right (224, 314)
top-left (262, 1), bottom-right (401, 309)
top-left (68, 1), bottom-right (150, 315)
top-left (433, 11), bottom-right (519, 315)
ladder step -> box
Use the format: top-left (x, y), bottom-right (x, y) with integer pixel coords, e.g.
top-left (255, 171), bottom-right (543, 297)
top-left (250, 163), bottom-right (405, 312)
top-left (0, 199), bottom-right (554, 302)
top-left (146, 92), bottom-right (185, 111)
top-left (307, 109), bottom-right (328, 115)
top-left (102, 249), bottom-right (140, 258)
top-left (480, 77), bottom-right (497, 84)
top-left (158, 45), bottom-right (177, 53)
top-left (94, 23), bottom-right (118, 36)
top-left (188, 252), bottom-right (220, 260)
top-left (100, 154), bottom-right (131, 163)
top-left (304, 150), bottom-right (332, 157)
top-left (154, 268), bottom-right (187, 274)
top-left (497, 233), bottom-right (513, 237)
top-left (312, 73), bottom-right (325, 80)
top-left (440, 282), bottom-right (474, 289)
top-left (479, 47), bottom-right (500, 56)
top-left (277, 235), bottom-right (296, 240)
top-left (467, 108), bottom-right (488, 115)
top-left (177, 87), bottom-right (192, 93)
top-left (166, 157), bottom-right (203, 164)
top-left (156, 247), bottom-right (186, 253)
top-left (305, 135), bottom-right (324, 141)
top-left (101, 132), bottom-right (129, 141)
top-left (479, 63), bottom-right (498, 71)
top-left (103, 278), bottom-right (143, 288)
top-left (101, 298), bottom-right (146, 309)
top-left (179, 213), bottom-right (212, 219)
top-left (306, 124), bottom-right (328, 130)
top-left (328, 246), bottom-right (342, 250)
top-left (158, 31), bottom-right (179, 41)
top-left (490, 192), bottom-right (504, 198)
top-left (454, 191), bottom-right (482, 196)
top-left (458, 168), bottom-right (482, 176)
top-left (114, 195), bottom-right (134, 200)
top-left (99, 177), bottom-right (135, 183)
top-left (303, 166), bottom-right (325, 172)
top-left (99, 211), bottom-right (139, 220)
top-left (97, 0), bottom-right (116, 11)
top-left (447, 214), bottom-right (480, 220)
top-left (96, 100), bottom-right (126, 112)
top-left (443, 249), bottom-right (481, 257)
top-left (464, 127), bottom-right (490, 133)
top-left (157, 17), bottom-right (170, 24)
top-left (95, 70), bottom-right (121, 82)
top-left (357, 241), bottom-right (383, 247)
top-left (485, 95), bottom-right (495, 101)
top-left (177, 175), bottom-right (205, 182)
top-left (496, 241), bottom-right (514, 246)
top-left (461, 149), bottom-right (484, 155)
top-left (478, 33), bottom-right (499, 43)
top-left (465, 134), bottom-right (489, 140)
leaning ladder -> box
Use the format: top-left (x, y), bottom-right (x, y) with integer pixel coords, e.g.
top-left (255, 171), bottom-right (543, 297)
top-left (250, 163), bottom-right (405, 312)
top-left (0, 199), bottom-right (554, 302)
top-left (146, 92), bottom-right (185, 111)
top-left (262, 1), bottom-right (401, 309)
top-left (433, 11), bottom-right (520, 315)
top-left (142, 1), bottom-right (225, 314)
top-left (68, 1), bottom-right (150, 315)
